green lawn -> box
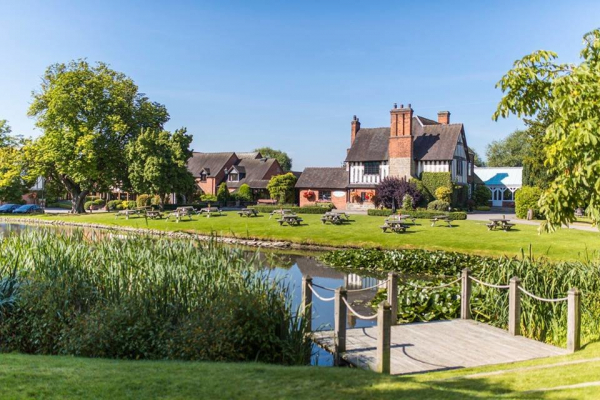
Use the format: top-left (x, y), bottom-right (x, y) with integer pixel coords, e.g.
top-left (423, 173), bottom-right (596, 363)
top-left (2, 342), bottom-right (600, 399)
top-left (3, 212), bottom-right (599, 261)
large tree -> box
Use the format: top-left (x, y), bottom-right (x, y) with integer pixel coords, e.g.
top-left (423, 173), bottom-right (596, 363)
top-left (0, 120), bottom-right (29, 203)
top-left (126, 128), bottom-right (195, 205)
top-left (522, 112), bottom-right (555, 189)
top-left (27, 60), bottom-right (169, 213)
top-left (493, 29), bottom-right (600, 231)
top-left (468, 147), bottom-right (486, 167)
top-left (485, 129), bottom-right (529, 167)
top-left (254, 147), bottom-right (292, 172)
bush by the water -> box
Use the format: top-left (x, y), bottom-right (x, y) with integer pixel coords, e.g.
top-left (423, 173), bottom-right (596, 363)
top-left (515, 186), bottom-right (543, 219)
top-left (321, 248), bottom-right (600, 347)
top-left (0, 230), bottom-right (311, 365)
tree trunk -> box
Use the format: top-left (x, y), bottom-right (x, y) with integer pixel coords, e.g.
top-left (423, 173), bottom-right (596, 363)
top-left (60, 175), bottom-right (89, 214)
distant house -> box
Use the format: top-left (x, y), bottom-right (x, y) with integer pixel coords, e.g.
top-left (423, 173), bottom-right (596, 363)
top-left (296, 103), bottom-right (474, 210)
top-left (187, 151), bottom-right (283, 196)
top-left (296, 167), bottom-right (348, 209)
top-left (474, 167), bottom-right (522, 207)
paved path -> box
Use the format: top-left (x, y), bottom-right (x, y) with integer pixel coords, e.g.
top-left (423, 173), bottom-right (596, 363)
top-left (468, 212), bottom-right (598, 232)
top-left (313, 319), bottom-right (567, 375)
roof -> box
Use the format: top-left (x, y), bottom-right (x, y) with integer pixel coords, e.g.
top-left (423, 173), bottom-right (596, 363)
top-left (227, 158), bottom-right (280, 189)
top-left (187, 152), bottom-right (235, 177)
top-left (344, 117), bottom-right (464, 162)
top-left (236, 152), bottom-right (262, 160)
top-left (295, 167), bottom-right (348, 189)
top-left (474, 167), bottom-right (523, 187)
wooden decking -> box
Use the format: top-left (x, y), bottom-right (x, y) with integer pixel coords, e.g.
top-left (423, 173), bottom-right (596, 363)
top-left (312, 319), bottom-right (567, 375)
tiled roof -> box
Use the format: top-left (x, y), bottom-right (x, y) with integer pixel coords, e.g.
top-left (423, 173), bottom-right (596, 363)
top-left (187, 152), bottom-right (235, 177)
top-left (236, 152), bottom-right (262, 160)
top-left (227, 158), bottom-right (280, 189)
top-left (295, 167), bottom-right (348, 189)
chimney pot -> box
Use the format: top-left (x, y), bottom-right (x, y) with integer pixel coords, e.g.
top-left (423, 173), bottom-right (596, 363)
top-left (353, 115), bottom-right (357, 121)
top-left (400, 104), bottom-right (404, 108)
top-left (408, 103), bottom-right (411, 108)
top-left (393, 103), bottom-right (397, 109)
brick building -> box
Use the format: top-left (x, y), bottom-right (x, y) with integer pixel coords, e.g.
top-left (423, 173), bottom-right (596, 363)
top-left (296, 103), bottom-right (473, 210)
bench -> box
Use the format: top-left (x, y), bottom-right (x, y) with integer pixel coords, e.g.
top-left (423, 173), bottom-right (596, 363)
top-left (502, 223), bottom-right (516, 231)
top-left (381, 223), bottom-right (409, 233)
top-left (278, 216), bottom-right (303, 226)
top-left (238, 209), bottom-right (258, 217)
top-left (486, 223), bottom-right (497, 231)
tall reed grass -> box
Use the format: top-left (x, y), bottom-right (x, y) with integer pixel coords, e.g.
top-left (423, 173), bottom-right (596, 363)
top-left (0, 229), bottom-right (311, 364)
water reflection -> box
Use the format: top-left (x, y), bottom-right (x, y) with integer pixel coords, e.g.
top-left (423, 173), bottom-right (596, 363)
top-left (0, 223), bottom-right (383, 366)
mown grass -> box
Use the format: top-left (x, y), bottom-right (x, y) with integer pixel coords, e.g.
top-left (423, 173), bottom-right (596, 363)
top-left (2, 342), bottom-right (600, 399)
top-left (3, 212), bottom-right (600, 261)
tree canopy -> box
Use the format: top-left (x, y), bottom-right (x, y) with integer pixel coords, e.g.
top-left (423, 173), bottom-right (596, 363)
top-left (493, 29), bottom-right (600, 231)
top-left (485, 129), bottom-right (529, 167)
top-left (254, 147), bottom-right (292, 172)
top-left (267, 173), bottom-right (297, 204)
top-left (27, 60), bottom-right (169, 213)
top-left (468, 147), bottom-right (486, 167)
top-left (126, 128), bottom-right (195, 204)
top-left (0, 120), bottom-right (29, 203)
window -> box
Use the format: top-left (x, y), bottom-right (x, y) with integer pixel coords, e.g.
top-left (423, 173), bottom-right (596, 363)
top-left (318, 190), bottom-right (331, 201)
top-left (228, 173), bottom-right (239, 182)
top-left (199, 172), bottom-right (207, 182)
top-left (456, 159), bottom-right (463, 176)
top-left (364, 161), bottom-right (380, 175)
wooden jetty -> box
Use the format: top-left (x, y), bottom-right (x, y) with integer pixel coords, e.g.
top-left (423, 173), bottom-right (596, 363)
top-left (303, 269), bottom-right (581, 375)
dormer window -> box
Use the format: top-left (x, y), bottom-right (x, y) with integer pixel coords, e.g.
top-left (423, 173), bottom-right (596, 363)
top-left (199, 172), bottom-right (207, 182)
top-left (364, 161), bottom-right (380, 175)
top-left (228, 173), bottom-right (239, 182)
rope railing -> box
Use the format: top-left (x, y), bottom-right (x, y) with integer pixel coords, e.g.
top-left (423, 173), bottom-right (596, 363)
top-left (410, 277), bottom-right (461, 290)
top-left (469, 276), bottom-right (510, 289)
top-left (307, 284), bottom-right (335, 302)
top-left (342, 297), bottom-right (378, 320)
top-left (309, 280), bottom-right (388, 293)
top-left (518, 286), bottom-right (568, 303)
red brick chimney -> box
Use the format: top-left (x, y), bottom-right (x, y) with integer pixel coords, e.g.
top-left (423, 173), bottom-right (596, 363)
top-left (389, 103), bottom-right (414, 179)
top-left (351, 115), bottom-right (361, 145)
top-left (438, 111), bottom-right (450, 125)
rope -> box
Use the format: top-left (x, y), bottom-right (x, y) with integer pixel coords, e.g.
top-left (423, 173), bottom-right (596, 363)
top-left (309, 282), bottom-right (335, 291)
top-left (342, 297), bottom-right (378, 320)
top-left (410, 277), bottom-right (461, 290)
top-left (469, 276), bottom-right (510, 289)
top-left (307, 284), bottom-right (335, 302)
top-left (347, 280), bottom-right (388, 292)
top-left (518, 286), bottom-right (568, 303)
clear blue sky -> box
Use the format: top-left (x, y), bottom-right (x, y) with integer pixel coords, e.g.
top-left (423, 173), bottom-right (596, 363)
top-left (1, 1), bottom-right (598, 170)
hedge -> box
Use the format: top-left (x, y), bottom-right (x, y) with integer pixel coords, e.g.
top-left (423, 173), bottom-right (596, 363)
top-left (368, 208), bottom-right (467, 220)
top-left (248, 204), bottom-right (333, 214)
top-left (515, 186), bottom-right (542, 219)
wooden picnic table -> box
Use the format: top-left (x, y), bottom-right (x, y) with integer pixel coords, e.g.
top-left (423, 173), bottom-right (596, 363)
top-left (277, 214), bottom-right (303, 226)
top-left (269, 209), bottom-right (293, 219)
top-left (115, 209), bottom-right (142, 220)
top-left (199, 206), bottom-right (222, 218)
top-left (145, 210), bottom-right (163, 219)
top-left (321, 212), bottom-right (345, 225)
top-left (166, 207), bottom-right (195, 223)
top-left (238, 208), bottom-right (258, 217)
top-left (381, 219), bottom-right (411, 233)
top-left (388, 214), bottom-right (416, 224)
top-left (430, 215), bottom-right (453, 227)
top-left (330, 210), bottom-right (351, 220)
top-left (486, 218), bottom-right (515, 231)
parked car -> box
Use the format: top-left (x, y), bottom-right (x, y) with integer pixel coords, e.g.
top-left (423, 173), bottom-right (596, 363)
top-left (12, 204), bottom-right (44, 214)
top-left (0, 204), bottom-right (20, 214)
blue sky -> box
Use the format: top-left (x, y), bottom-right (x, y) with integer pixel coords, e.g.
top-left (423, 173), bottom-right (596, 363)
top-left (1, 1), bottom-right (598, 170)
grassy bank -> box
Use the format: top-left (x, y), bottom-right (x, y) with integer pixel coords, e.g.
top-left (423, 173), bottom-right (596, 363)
top-left (3, 212), bottom-right (600, 261)
top-left (2, 342), bottom-right (600, 399)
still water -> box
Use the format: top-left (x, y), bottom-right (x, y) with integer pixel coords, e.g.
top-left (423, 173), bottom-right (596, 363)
top-left (0, 223), bottom-right (383, 366)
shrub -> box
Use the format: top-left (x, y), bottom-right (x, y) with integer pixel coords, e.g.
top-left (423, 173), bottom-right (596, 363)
top-left (421, 172), bottom-right (452, 201)
top-left (248, 204), bottom-right (332, 214)
top-left (216, 183), bottom-right (230, 203)
top-left (410, 178), bottom-right (431, 205)
top-left (200, 194), bottom-right (218, 202)
top-left (515, 186), bottom-right (543, 219)
top-left (150, 195), bottom-right (161, 206)
top-left (402, 194), bottom-right (413, 210)
top-left (84, 201), bottom-right (93, 210)
top-left (427, 200), bottom-right (450, 211)
top-left (137, 194), bottom-right (151, 207)
top-left (126, 201), bottom-right (137, 209)
top-left (435, 186), bottom-right (452, 203)
top-left (376, 177), bottom-right (421, 209)
top-left (92, 199), bottom-right (105, 206)
top-left (237, 184), bottom-right (253, 202)
top-left (367, 209), bottom-right (467, 220)
top-left (107, 200), bottom-right (121, 211)
top-left (473, 185), bottom-right (492, 206)
top-left (452, 185), bottom-right (469, 207)
top-left (476, 205), bottom-right (491, 211)
top-left (267, 173), bottom-right (297, 204)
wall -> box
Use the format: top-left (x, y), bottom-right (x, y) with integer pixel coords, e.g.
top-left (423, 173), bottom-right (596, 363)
top-left (298, 189), bottom-right (347, 210)
top-left (349, 162), bottom-right (389, 185)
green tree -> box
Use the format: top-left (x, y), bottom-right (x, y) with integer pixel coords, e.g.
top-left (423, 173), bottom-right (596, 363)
top-left (254, 147), bottom-right (292, 172)
top-left (267, 173), bottom-right (297, 204)
top-left (493, 29), bottom-right (600, 230)
top-left (522, 113), bottom-right (555, 189)
top-left (0, 121), bottom-right (28, 203)
top-left (468, 147), bottom-right (486, 167)
top-left (237, 183), bottom-right (253, 202)
top-left (27, 60), bottom-right (169, 213)
top-left (485, 129), bottom-right (529, 167)
top-left (126, 128), bottom-right (195, 205)
top-left (216, 182), bottom-right (230, 203)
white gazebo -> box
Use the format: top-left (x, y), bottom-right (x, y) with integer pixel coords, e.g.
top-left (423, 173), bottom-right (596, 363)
top-left (474, 167), bottom-right (523, 207)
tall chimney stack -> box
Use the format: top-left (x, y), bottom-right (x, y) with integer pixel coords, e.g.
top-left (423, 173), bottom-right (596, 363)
top-left (351, 115), bottom-right (361, 145)
top-left (389, 103), bottom-right (414, 180)
top-left (438, 111), bottom-right (450, 125)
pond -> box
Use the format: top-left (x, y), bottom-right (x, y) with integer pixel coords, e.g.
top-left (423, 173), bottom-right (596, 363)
top-left (0, 222), bottom-right (383, 366)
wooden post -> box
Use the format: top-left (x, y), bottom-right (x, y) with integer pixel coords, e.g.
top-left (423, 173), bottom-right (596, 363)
top-left (387, 272), bottom-right (398, 326)
top-left (509, 277), bottom-right (521, 336)
top-left (376, 301), bottom-right (392, 374)
top-left (461, 268), bottom-right (471, 320)
top-left (301, 275), bottom-right (312, 332)
top-left (334, 287), bottom-right (347, 365)
top-left (567, 288), bottom-right (581, 353)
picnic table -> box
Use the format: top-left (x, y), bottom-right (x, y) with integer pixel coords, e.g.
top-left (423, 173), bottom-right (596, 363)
top-left (145, 210), bottom-right (163, 219)
top-left (269, 209), bottom-right (293, 219)
top-left (115, 209), bottom-right (142, 220)
top-left (238, 208), bottom-right (258, 217)
top-left (321, 211), bottom-right (345, 225)
top-left (331, 210), bottom-right (351, 220)
top-left (430, 215), bottom-right (453, 227)
top-left (486, 218), bottom-right (515, 231)
top-left (199, 206), bottom-right (222, 218)
top-left (166, 207), bottom-right (195, 223)
top-left (381, 218), bottom-right (411, 233)
top-left (277, 214), bottom-right (303, 226)
top-left (388, 214), bottom-right (416, 225)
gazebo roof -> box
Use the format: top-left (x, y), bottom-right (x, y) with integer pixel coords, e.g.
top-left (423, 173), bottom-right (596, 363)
top-left (474, 167), bottom-right (523, 187)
